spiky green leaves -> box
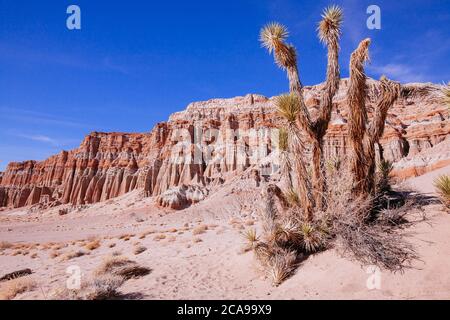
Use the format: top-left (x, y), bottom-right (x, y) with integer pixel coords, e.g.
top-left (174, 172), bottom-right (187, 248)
top-left (300, 222), bottom-right (325, 253)
top-left (260, 23), bottom-right (297, 70)
top-left (275, 94), bottom-right (300, 123)
top-left (243, 229), bottom-right (259, 247)
top-left (260, 22), bottom-right (289, 54)
top-left (318, 5), bottom-right (343, 45)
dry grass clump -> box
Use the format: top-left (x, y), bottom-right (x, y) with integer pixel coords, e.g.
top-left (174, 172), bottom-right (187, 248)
top-left (84, 239), bottom-right (101, 251)
top-left (133, 246), bottom-right (147, 255)
top-left (94, 255), bottom-right (151, 280)
top-left (0, 276), bottom-right (36, 300)
top-left (267, 250), bottom-right (297, 286)
top-left (434, 175), bottom-right (450, 210)
top-left (139, 229), bottom-right (156, 239)
top-left (52, 274), bottom-right (125, 300)
top-left (332, 212), bottom-right (418, 272)
top-left (60, 250), bottom-right (88, 261)
top-left (88, 275), bottom-right (125, 299)
top-left (243, 229), bottom-right (259, 249)
top-left (192, 224), bottom-right (208, 235)
top-left (0, 241), bottom-right (13, 250)
top-left (153, 234), bottom-right (166, 241)
top-left (118, 233), bottom-right (135, 241)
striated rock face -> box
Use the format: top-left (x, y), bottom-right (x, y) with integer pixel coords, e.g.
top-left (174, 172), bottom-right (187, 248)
top-left (0, 79), bottom-right (448, 209)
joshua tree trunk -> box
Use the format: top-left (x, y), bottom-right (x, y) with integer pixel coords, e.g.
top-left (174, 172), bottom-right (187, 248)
top-left (347, 39), bottom-right (370, 197)
top-left (364, 77), bottom-right (401, 194)
top-left (287, 122), bottom-right (314, 220)
top-left (260, 7), bottom-right (342, 217)
top-left (310, 34), bottom-right (341, 208)
top-left (347, 39), bottom-right (401, 198)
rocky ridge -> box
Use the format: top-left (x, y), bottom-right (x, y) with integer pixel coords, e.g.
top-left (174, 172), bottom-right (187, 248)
top-left (0, 79), bottom-right (448, 209)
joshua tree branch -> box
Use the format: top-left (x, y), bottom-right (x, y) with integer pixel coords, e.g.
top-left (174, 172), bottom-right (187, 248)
top-left (347, 38), bottom-right (371, 197)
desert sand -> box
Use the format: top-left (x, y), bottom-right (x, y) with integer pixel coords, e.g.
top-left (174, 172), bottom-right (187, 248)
top-left (0, 165), bottom-right (449, 300)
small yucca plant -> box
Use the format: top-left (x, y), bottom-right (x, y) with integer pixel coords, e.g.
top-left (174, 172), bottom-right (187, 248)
top-left (254, 242), bottom-right (272, 265)
top-left (434, 175), bottom-right (450, 210)
top-left (377, 159), bottom-right (394, 193)
top-left (275, 94), bottom-right (300, 123)
top-left (275, 218), bottom-right (300, 245)
top-left (244, 229), bottom-right (259, 247)
top-left (267, 251), bottom-right (296, 286)
top-left (284, 188), bottom-right (300, 207)
top-left (300, 222), bottom-right (325, 253)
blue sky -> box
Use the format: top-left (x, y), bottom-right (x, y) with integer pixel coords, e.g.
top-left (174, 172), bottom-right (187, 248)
top-left (0, 0), bottom-right (449, 170)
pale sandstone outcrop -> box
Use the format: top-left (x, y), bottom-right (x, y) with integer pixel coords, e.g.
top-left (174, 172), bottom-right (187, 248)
top-left (0, 79), bottom-right (448, 209)
top-left (155, 185), bottom-right (209, 210)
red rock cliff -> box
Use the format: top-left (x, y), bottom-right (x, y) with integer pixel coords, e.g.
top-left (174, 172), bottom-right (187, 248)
top-left (0, 79), bottom-right (448, 208)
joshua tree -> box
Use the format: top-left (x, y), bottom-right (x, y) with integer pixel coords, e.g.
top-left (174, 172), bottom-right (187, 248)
top-left (312, 5), bottom-right (343, 207)
top-left (276, 94), bottom-right (314, 219)
top-left (347, 39), bottom-right (401, 198)
top-left (260, 6), bottom-right (343, 211)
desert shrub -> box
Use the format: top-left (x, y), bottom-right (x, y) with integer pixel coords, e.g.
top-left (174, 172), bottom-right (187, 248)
top-left (249, 163), bottom-right (419, 285)
top-left (88, 275), bottom-right (125, 300)
top-left (60, 250), bottom-right (87, 261)
top-left (94, 255), bottom-right (151, 280)
top-left (0, 241), bottom-right (13, 250)
top-left (153, 234), bottom-right (166, 241)
top-left (332, 211), bottom-right (418, 272)
top-left (133, 246), bottom-right (147, 255)
top-left (192, 224), bottom-right (208, 235)
top-left (434, 175), bottom-right (450, 210)
top-left (84, 239), bottom-right (101, 251)
top-left (51, 274), bottom-right (124, 300)
top-left (243, 229), bottom-right (259, 249)
top-left (0, 277), bottom-right (36, 300)
top-left (267, 250), bottom-right (297, 286)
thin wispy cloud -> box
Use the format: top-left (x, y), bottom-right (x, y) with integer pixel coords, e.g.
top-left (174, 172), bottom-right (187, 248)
top-left (368, 63), bottom-right (427, 83)
top-left (0, 107), bottom-right (89, 128)
top-left (0, 43), bottom-right (132, 75)
top-left (16, 134), bottom-right (59, 146)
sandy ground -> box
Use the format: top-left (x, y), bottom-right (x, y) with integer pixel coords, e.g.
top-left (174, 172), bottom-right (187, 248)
top-left (0, 166), bottom-right (449, 300)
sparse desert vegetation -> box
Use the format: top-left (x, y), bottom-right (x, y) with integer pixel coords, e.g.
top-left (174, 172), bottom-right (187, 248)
top-left (0, 276), bottom-right (36, 300)
top-left (192, 224), bottom-right (208, 235)
top-left (252, 5), bottom-right (426, 285)
top-left (434, 175), bottom-right (450, 210)
top-left (84, 239), bottom-right (101, 251)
